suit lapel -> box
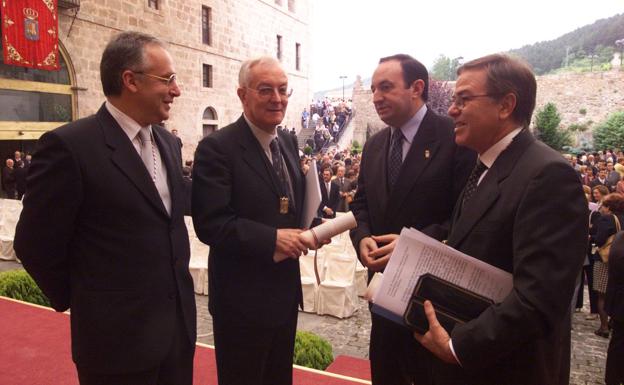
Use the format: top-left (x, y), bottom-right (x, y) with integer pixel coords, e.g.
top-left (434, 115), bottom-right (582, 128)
top-left (238, 116), bottom-right (281, 197)
top-left (385, 111), bottom-right (440, 219)
top-left (98, 106), bottom-right (169, 218)
top-left (278, 129), bottom-right (304, 214)
top-left (447, 129), bottom-right (535, 247)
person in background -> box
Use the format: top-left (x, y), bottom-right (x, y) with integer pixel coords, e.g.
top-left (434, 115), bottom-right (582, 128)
top-left (605, 232), bottom-right (624, 385)
top-left (590, 193), bottom-right (624, 338)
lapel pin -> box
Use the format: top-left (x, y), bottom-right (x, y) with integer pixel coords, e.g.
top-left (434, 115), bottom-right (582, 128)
top-left (424, 150), bottom-right (430, 159)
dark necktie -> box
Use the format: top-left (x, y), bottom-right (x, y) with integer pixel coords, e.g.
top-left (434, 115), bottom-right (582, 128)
top-left (462, 160), bottom-right (488, 206)
top-left (388, 130), bottom-right (404, 188)
top-left (269, 138), bottom-right (294, 207)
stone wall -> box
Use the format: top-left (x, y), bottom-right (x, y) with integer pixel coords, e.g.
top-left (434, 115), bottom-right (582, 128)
top-left (56, 0), bottom-right (310, 161)
top-left (351, 69), bottom-right (624, 147)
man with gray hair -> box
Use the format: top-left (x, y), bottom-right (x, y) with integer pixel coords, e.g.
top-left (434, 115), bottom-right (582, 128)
top-left (15, 31), bottom-right (196, 384)
top-left (192, 56), bottom-right (317, 385)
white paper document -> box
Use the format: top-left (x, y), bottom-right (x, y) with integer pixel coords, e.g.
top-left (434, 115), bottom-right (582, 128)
top-left (371, 227), bottom-right (513, 324)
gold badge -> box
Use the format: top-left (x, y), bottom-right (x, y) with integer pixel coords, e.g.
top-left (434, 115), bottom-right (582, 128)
top-left (280, 197), bottom-right (289, 214)
top-left (425, 150), bottom-right (430, 159)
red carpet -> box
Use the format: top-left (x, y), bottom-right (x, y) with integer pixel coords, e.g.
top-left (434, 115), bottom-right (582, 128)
top-left (326, 355), bottom-right (371, 381)
top-left (0, 297), bottom-right (370, 384)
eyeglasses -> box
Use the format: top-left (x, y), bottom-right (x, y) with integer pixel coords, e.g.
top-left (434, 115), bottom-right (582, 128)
top-left (134, 71), bottom-right (177, 86)
top-left (246, 86), bottom-right (292, 99)
top-left (450, 94), bottom-right (499, 109)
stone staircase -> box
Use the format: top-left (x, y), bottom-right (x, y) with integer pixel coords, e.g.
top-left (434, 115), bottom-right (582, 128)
top-left (297, 125), bottom-right (316, 149)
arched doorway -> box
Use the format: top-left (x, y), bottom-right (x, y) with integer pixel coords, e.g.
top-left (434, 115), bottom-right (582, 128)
top-left (202, 106), bottom-right (218, 137)
top-left (0, 40), bottom-right (75, 159)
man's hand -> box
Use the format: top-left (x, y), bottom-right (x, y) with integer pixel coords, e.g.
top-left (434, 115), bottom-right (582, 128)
top-left (413, 300), bottom-right (459, 365)
top-left (274, 229), bottom-right (308, 262)
top-left (359, 236), bottom-right (386, 272)
top-left (323, 207), bottom-right (334, 217)
top-left (367, 233), bottom-right (399, 270)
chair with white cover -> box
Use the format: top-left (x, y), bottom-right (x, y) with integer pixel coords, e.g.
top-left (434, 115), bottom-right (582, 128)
top-left (299, 251), bottom-right (320, 313)
top-left (355, 259), bottom-right (368, 297)
top-left (0, 199), bottom-right (22, 261)
top-left (185, 215), bottom-right (209, 295)
top-left (316, 253), bottom-right (358, 318)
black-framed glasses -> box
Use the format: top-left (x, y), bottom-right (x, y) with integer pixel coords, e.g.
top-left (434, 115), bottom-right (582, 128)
top-left (134, 71), bottom-right (177, 86)
top-left (246, 86), bottom-right (292, 99)
top-left (450, 94), bottom-right (499, 109)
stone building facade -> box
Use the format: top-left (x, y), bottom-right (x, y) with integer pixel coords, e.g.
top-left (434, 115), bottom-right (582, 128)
top-left (351, 69), bottom-right (624, 148)
top-left (0, 0), bottom-right (311, 161)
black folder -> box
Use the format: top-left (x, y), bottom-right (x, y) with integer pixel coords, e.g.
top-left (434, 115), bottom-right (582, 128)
top-left (403, 273), bottom-right (494, 334)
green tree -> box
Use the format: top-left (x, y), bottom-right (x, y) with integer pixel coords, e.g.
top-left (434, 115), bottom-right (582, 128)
top-left (534, 103), bottom-right (571, 151)
top-left (592, 111), bottom-right (624, 150)
top-left (431, 55), bottom-right (452, 80)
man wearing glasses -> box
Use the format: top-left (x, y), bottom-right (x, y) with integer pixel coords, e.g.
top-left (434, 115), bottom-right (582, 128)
top-left (349, 53), bottom-right (474, 385)
top-left (15, 31), bottom-right (196, 385)
top-left (192, 56), bottom-right (317, 385)
top-left (412, 54), bottom-right (587, 384)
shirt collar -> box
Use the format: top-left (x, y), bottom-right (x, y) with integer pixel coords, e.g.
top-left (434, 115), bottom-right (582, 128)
top-left (244, 113), bottom-right (277, 154)
top-left (479, 127), bottom-right (523, 169)
top-left (391, 104), bottom-right (427, 144)
top-left (105, 100), bottom-right (150, 141)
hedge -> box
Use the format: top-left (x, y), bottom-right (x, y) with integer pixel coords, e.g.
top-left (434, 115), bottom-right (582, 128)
top-left (0, 270), bottom-right (51, 307)
top-left (293, 330), bottom-right (333, 370)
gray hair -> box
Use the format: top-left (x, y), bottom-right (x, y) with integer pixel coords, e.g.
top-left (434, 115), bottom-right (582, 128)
top-left (238, 56), bottom-right (283, 88)
top-left (100, 31), bottom-right (166, 96)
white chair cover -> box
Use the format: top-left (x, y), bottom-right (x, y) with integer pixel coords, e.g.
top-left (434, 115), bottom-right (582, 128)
top-left (299, 252), bottom-right (319, 313)
top-left (185, 215), bottom-right (209, 295)
top-left (316, 253), bottom-right (358, 318)
top-left (355, 259), bottom-right (368, 297)
top-left (0, 199), bottom-right (22, 261)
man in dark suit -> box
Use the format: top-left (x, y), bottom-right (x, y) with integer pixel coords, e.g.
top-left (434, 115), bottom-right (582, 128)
top-left (318, 168), bottom-right (340, 218)
top-left (335, 165), bottom-right (355, 212)
top-left (192, 56), bottom-right (317, 385)
top-left (13, 31), bottom-right (196, 385)
top-left (413, 54), bottom-right (587, 385)
top-left (2, 158), bottom-right (17, 199)
top-left (349, 54), bottom-right (474, 385)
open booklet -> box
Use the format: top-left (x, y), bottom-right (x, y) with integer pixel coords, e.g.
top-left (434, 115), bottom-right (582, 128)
top-left (370, 227), bottom-right (513, 330)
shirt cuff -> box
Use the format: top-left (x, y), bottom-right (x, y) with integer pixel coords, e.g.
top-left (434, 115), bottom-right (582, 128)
top-left (448, 339), bottom-right (462, 366)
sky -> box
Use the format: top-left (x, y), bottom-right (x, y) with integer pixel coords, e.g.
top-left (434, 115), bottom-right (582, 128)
top-left (309, 0), bottom-right (624, 92)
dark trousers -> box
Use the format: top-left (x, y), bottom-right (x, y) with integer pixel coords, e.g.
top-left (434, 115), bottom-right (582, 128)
top-left (606, 319), bottom-right (624, 385)
top-left (370, 312), bottom-right (430, 385)
top-left (77, 307), bottom-right (194, 385)
top-left (576, 258), bottom-right (599, 313)
top-left (213, 305), bottom-right (298, 385)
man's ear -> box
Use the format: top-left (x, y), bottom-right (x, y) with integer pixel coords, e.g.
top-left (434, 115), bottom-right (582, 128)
top-left (236, 87), bottom-right (246, 104)
top-left (498, 93), bottom-right (517, 121)
top-left (121, 70), bottom-right (140, 93)
top-left (411, 79), bottom-right (425, 100)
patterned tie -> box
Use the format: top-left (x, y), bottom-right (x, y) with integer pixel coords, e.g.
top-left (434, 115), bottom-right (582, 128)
top-left (269, 138), bottom-right (294, 207)
top-left (388, 129), bottom-right (404, 188)
top-left (138, 127), bottom-right (156, 182)
top-left (462, 160), bottom-right (488, 206)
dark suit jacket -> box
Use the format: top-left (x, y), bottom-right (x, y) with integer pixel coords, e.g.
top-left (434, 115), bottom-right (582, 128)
top-left (14, 105), bottom-right (196, 374)
top-left (606, 232), bottom-right (624, 321)
top-left (192, 115), bottom-right (305, 327)
top-left (335, 176), bottom-right (354, 212)
top-left (350, 109), bottom-right (475, 259)
top-left (318, 179), bottom-right (340, 218)
top-left (441, 129), bottom-right (588, 385)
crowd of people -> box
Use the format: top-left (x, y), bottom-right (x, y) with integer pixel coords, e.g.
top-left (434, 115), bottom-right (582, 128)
top-left (1, 151), bottom-right (31, 200)
top-left (567, 151), bottom-right (624, 384)
top-left (303, 98), bottom-right (352, 152)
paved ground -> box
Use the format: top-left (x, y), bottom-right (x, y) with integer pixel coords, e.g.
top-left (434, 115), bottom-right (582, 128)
top-left (1, 260), bottom-right (611, 384)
